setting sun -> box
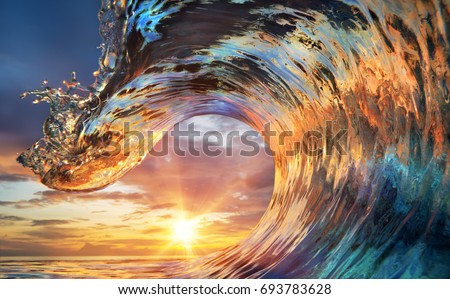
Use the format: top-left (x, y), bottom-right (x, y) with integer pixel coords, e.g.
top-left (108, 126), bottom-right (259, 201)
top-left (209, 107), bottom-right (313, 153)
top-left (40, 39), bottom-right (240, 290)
top-left (172, 219), bottom-right (198, 245)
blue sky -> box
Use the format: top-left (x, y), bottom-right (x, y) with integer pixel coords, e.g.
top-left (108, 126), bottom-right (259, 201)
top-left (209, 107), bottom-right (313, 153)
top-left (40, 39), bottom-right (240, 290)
top-left (0, 0), bottom-right (101, 143)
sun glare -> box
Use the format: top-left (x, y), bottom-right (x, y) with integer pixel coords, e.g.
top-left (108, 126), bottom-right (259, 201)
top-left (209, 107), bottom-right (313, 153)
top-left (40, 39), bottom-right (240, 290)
top-left (172, 219), bottom-right (198, 244)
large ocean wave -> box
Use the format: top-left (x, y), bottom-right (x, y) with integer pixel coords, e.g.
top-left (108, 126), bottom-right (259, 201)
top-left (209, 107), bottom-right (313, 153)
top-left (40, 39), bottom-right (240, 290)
top-left (18, 0), bottom-right (449, 278)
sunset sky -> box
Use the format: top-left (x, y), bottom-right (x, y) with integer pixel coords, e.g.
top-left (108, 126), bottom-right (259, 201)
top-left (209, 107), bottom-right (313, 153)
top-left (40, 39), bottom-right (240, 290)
top-left (0, 1), bottom-right (273, 257)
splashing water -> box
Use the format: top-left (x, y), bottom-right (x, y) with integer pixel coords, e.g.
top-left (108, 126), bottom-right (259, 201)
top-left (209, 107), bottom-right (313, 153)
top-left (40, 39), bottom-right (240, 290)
top-left (18, 0), bottom-right (449, 278)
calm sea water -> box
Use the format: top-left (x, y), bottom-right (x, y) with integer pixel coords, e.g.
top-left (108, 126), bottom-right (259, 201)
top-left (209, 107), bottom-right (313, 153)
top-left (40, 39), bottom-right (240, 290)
top-left (0, 256), bottom-right (192, 278)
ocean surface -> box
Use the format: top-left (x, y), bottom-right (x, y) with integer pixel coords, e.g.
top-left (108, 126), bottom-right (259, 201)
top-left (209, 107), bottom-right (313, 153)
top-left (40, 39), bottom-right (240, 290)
top-left (0, 256), bottom-right (193, 278)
